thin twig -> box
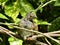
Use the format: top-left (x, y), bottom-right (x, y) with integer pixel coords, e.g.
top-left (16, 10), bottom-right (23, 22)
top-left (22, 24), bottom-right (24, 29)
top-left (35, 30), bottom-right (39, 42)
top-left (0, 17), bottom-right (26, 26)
top-left (48, 30), bottom-right (60, 34)
top-left (0, 23), bottom-right (60, 44)
top-left (45, 33), bottom-right (60, 37)
top-left (44, 34), bottom-right (60, 44)
top-left (0, 26), bottom-right (16, 35)
top-left (13, 26), bottom-right (60, 44)
top-left (34, 0), bottom-right (54, 12)
top-left (31, 33), bottom-right (60, 40)
top-left (36, 40), bottom-right (48, 45)
top-left (45, 37), bottom-right (52, 45)
top-left (0, 22), bottom-right (18, 26)
top-left (0, 26), bottom-right (17, 39)
top-left (0, 29), bottom-right (17, 39)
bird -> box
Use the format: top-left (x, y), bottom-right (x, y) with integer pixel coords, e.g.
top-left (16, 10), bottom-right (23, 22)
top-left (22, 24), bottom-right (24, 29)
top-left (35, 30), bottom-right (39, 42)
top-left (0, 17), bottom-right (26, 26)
top-left (18, 11), bottom-right (38, 40)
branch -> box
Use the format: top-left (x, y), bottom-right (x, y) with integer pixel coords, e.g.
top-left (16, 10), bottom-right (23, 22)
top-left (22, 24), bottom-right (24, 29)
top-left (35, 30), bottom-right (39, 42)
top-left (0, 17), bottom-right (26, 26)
top-left (0, 23), bottom-right (60, 44)
top-left (0, 26), bottom-right (16, 35)
top-left (13, 26), bottom-right (60, 44)
top-left (0, 22), bottom-right (18, 26)
top-left (48, 30), bottom-right (60, 34)
top-left (45, 37), bottom-right (52, 45)
top-left (34, 0), bottom-right (54, 12)
top-left (36, 40), bottom-right (48, 45)
top-left (0, 26), bottom-right (20, 39)
top-left (45, 35), bottom-right (60, 44)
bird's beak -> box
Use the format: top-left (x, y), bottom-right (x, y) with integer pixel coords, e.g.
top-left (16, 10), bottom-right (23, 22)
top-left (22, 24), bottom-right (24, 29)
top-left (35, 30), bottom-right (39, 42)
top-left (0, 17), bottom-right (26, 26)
top-left (34, 15), bottom-right (37, 18)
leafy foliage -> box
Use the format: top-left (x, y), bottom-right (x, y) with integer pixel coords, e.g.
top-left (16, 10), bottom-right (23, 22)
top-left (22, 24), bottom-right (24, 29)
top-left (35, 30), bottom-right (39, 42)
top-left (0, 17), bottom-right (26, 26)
top-left (48, 17), bottom-right (60, 31)
top-left (8, 37), bottom-right (23, 45)
top-left (0, 0), bottom-right (60, 45)
top-left (0, 13), bottom-right (8, 19)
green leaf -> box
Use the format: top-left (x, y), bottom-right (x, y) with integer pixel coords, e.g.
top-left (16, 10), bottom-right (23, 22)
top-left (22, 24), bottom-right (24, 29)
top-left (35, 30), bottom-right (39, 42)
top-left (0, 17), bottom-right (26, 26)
top-left (58, 37), bottom-right (60, 40)
top-left (5, 0), bottom-right (34, 21)
top-left (0, 37), bottom-right (2, 41)
top-left (14, 18), bottom-right (20, 24)
top-left (0, 0), bottom-right (7, 3)
top-left (48, 17), bottom-right (60, 32)
top-left (39, 7), bottom-right (43, 13)
top-left (8, 37), bottom-right (15, 42)
top-left (18, 0), bottom-right (34, 17)
top-left (0, 13), bottom-right (8, 19)
top-left (8, 37), bottom-right (23, 45)
top-left (34, 19), bottom-right (51, 25)
top-left (5, 1), bottom-right (19, 21)
top-left (38, 21), bottom-right (51, 25)
top-left (54, 0), bottom-right (60, 6)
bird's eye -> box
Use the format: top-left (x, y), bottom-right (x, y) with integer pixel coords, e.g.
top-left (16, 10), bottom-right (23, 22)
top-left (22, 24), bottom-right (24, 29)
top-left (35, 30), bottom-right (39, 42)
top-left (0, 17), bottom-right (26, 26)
top-left (30, 15), bottom-right (32, 17)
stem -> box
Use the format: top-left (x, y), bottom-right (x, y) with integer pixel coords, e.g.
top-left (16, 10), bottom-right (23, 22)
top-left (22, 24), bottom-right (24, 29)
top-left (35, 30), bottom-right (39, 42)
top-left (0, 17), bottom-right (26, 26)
top-left (45, 37), bottom-right (52, 45)
top-left (34, 0), bottom-right (53, 12)
top-left (0, 22), bottom-right (60, 44)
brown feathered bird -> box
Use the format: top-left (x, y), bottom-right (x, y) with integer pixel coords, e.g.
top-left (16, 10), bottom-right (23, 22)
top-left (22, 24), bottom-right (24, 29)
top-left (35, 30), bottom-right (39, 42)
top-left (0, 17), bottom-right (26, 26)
top-left (18, 12), bottom-right (38, 40)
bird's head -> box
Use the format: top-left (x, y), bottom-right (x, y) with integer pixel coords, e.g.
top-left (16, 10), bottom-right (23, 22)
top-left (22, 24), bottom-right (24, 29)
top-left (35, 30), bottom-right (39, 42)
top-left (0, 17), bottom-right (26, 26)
top-left (26, 11), bottom-right (37, 21)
